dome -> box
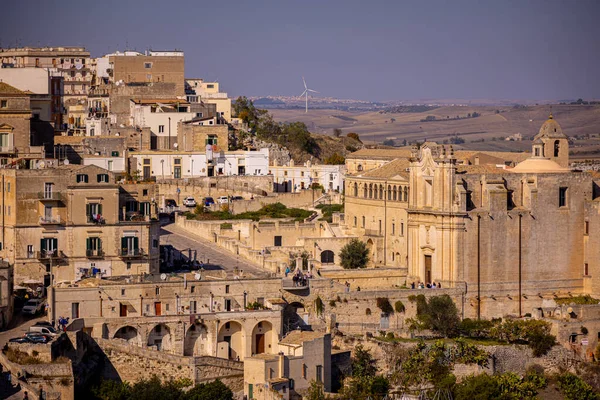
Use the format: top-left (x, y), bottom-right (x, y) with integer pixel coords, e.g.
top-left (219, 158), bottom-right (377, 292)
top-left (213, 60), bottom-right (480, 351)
top-left (511, 157), bottom-right (569, 173)
top-left (534, 114), bottom-right (567, 140)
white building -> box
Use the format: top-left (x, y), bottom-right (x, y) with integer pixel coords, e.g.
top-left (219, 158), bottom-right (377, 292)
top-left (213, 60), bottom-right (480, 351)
top-left (130, 148), bottom-right (269, 180)
top-left (129, 99), bottom-right (196, 149)
top-left (185, 79), bottom-right (232, 122)
top-left (270, 160), bottom-right (346, 193)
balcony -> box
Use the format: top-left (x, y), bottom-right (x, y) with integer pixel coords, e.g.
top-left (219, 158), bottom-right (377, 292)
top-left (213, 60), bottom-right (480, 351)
top-left (120, 248), bottom-right (144, 259)
top-left (87, 215), bottom-right (106, 225)
top-left (86, 249), bottom-right (105, 259)
top-left (39, 216), bottom-right (63, 225)
top-left (37, 192), bottom-right (63, 202)
top-left (36, 250), bottom-right (66, 261)
top-left (0, 146), bottom-right (16, 154)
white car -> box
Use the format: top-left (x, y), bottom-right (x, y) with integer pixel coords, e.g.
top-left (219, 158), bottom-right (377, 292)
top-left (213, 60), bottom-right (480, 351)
top-left (22, 299), bottom-right (44, 315)
top-left (183, 197), bottom-right (197, 207)
top-left (29, 325), bottom-right (58, 336)
top-left (217, 196), bottom-right (229, 204)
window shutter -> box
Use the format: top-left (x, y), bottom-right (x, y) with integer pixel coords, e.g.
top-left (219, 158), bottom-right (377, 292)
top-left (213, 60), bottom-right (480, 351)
top-left (76, 175), bottom-right (80, 183)
top-left (133, 237), bottom-right (139, 250)
top-left (98, 238), bottom-right (102, 250)
top-left (40, 239), bottom-right (46, 252)
top-left (121, 237), bottom-right (127, 252)
top-left (86, 204), bottom-right (91, 216)
top-left (86, 238), bottom-right (91, 250)
top-left (98, 204), bottom-right (103, 215)
top-left (84, 174), bottom-right (88, 183)
top-left (52, 238), bottom-right (58, 251)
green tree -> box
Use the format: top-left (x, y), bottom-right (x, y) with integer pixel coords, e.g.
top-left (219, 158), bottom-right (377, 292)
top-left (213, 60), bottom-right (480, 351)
top-left (333, 128), bottom-right (342, 138)
top-left (346, 132), bottom-right (361, 142)
top-left (352, 344), bottom-right (377, 380)
top-left (306, 380), bottom-right (326, 400)
top-left (408, 294), bottom-right (460, 337)
top-left (339, 239), bottom-right (369, 269)
top-left (383, 139), bottom-right (395, 146)
top-left (558, 372), bottom-right (600, 400)
top-left (185, 380), bottom-right (233, 400)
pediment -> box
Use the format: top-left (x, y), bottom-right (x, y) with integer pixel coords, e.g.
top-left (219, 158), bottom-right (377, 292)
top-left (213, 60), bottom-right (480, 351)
top-left (0, 123), bottom-right (14, 131)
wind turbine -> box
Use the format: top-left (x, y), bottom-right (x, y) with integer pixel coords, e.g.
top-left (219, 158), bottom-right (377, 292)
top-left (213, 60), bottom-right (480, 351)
top-left (299, 76), bottom-right (319, 113)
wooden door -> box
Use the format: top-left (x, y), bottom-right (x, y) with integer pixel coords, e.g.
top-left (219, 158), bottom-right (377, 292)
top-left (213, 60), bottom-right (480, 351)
top-left (256, 333), bottom-right (265, 354)
top-left (72, 302), bottom-right (79, 319)
top-left (120, 303), bottom-right (127, 317)
top-left (154, 302), bottom-right (162, 316)
top-left (425, 255), bottom-right (432, 284)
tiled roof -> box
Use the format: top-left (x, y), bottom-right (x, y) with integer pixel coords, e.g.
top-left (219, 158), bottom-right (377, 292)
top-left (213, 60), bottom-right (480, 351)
top-left (456, 165), bottom-right (512, 174)
top-left (0, 82), bottom-right (26, 95)
top-left (347, 148), bottom-right (412, 159)
top-left (358, 158), bottom-right (410, 180)
top-left (279, 330), bottom-right (325, 346)
top-left (347, 147), bottom-right (529, 165)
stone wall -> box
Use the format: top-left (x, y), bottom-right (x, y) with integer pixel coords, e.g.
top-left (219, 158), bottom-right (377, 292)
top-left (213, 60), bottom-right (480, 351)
top-left (156, 175), bottom-right (273, 201)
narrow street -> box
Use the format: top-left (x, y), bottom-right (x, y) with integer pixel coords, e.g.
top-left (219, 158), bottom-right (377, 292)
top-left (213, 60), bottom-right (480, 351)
top-left (160, 223), bottom-right (272, 279)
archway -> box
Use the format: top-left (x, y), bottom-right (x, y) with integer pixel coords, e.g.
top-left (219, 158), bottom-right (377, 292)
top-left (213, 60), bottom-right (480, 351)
top-left (114, 325), bottom-right (141, 347)
top-left (554, 140), bottom-right (560, 157)
top-left (366, 239), bottom-right (375, 265)
top-left (184, 323), bottom-right (211, 356)
top-left (147, 323), bottom-right (174, 352)
top-left (252, 321), bottom-right (275, 355)
top-left (217, 321), bottom-right (244, 360)
top-left (320, 250), bottom-right (334, 264)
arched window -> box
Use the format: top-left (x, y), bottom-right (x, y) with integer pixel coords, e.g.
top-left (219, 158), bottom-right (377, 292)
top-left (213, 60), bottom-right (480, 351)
top-left (353, 182), bottom-right (358, 197)
top-left (369, 184), bottom-right (373, 198)
top-left (354, 216), bottom-right (357, 227)
top-left (393, 186), bottom-right (397, 201)
top-left (388, 185), bottom-right (392, 200)
top-left (554, 140), bottom-right (560, 157)
top-left (379, 185), bottom-right (383, 199)
top-left (363, 184), bottom-right (368, 198)
top-left (403, 186), bottom-right (408, 202)
top-left (320, 250), bottom-right (334, 264)
top-left (357, 164), bottom-right (363, 172)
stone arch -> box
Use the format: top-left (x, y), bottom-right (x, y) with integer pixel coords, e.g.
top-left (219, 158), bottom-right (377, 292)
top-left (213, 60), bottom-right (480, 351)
top-left (396, 252), bottom-right (401, 266)
top-left (357, 164), bottom-right (363, 172)
top-left (353, 182), bottom-right (358, 197)
top-left (387, 185), bottom-right (392, 200)
top-left (252, 321), bottom-right (276, 355)
top-left (217, 320), bottom-right (244, 360)
top-left (368, 183), bottom-right (373, 198)
top-left (147, 323), bottom-right (174, 352)
top-left (379, 184), bottom-right (383, 199)
top-left (184, 322), bottom-right (212, 356)
top-left (393, 186), bottom-right (397, 201)
top-left (403, 186), bottom-right (408, 202)
top-left (113, 325), bottom-right (142, 347)
top-left (363, 184), bottom-right (367, 198)
top-left (554, 140), bottom-right (560, 157)
top-left (366, 238), bottom-right (375, 263)
top-left (320, 250), bottom-right (335, 264)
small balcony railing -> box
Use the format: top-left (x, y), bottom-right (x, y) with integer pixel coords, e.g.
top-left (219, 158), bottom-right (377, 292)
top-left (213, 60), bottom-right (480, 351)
top-left (87, 215), bottom-right (106, 224)
top-left (36, 250), bottom-right (66, 260)
top-left (120, 248), bottom-right (144, 258)
top-left (86, 249), bottom-right (105, 258)
top-left (37, 192), bottom-right (63, 201)
top-left (39, 216), bottom-right (63, 225)
top-left (0, 146), bottom-right (15, 154)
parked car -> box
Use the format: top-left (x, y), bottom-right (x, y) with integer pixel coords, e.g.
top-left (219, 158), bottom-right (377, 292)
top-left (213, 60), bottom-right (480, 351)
top-left (24, 333), bottom-right (51, 343)
top-left (165, 199), bottom-right (177, 208)
top-left (231, 196), bottom-right (244, 201)
top-left (33, 321), bottom-right (54, 328)
top-left (183, 197), bottom-right (197, 207)
top-left (29, 325), bottom-right (58, 336)
top-left (203, 197), bottom-right (215, 207)
top-left (22, 299), bottom-right (44, 315)
top-left (9, 336), bottom-right (31, 343)
top-left (217, 196), bottom-right (229, 204)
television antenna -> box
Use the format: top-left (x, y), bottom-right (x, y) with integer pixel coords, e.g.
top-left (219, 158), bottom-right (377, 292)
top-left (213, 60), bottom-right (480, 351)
top-left (299, 76), bottom-right (319, 113)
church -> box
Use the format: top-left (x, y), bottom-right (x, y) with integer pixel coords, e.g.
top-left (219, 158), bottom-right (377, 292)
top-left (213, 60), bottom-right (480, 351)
top-left (344, 116), bottom-right (600, 318)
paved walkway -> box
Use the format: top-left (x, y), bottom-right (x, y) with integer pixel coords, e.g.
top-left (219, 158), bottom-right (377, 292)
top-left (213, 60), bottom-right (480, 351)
top-left (161, 223), bottom-right (271, 279)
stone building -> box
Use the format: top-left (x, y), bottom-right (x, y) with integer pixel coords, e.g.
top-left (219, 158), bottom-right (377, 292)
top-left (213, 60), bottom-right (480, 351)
top-left (177, 118), bottom-right (228, 152)
top-left (0, 46), bottom-right (91, 107)
top-left (53, 275), bottom-right (284, 361)
top-left (0, 164), bottom-right (160, 292)
top-left (343, 116), bottom-right (600, 318)
top-left (185, 79), bottom-right (232, 122)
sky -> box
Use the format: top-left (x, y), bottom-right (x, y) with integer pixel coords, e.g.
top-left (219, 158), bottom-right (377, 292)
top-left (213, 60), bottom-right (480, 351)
top-left (1, 0), bottom-right (599, 101)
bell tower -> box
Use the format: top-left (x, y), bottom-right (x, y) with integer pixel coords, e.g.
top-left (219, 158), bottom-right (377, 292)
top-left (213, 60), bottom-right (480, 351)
top-left (533, 114), bottom-right (569, 167)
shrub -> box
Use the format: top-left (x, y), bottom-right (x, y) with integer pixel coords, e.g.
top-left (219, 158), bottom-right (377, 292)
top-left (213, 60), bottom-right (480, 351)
top-left (581, 326), bottom-right (589, 335)
top-left (329, 300), bottom-right (336, 307)
top-left (324, 152), bottom-right (345, 165)
top-left (365, 308), bottom-right (372, 316)
top-left (346, 132), bottom-right (361, 142)
top-left (339, 239), bottom-right (369, 269)
top-left (220, 223), bottom-right (232, 229)
top-left (557, 373), bottom-right (600, 400)
top-left (376, 297), bottom-right (394, 314)
top-left (459, 318), bottom-right (494, 338)
top-left (5, 348), bottom-right (42, 364)
top-left (490, 319), bottom-right (556, 356)
top-left (394, 300), bottom-right (405, 313)
top-left (411, 294), bottom-right (460, 337)
top-left (386, 332), bottom-right (395, 340)
top-left (555, 295), bottom-right (600, 306)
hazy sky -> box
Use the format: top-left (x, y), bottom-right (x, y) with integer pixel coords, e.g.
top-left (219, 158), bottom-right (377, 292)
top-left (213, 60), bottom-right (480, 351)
top-left (1, 0), bottom-right (599, 101)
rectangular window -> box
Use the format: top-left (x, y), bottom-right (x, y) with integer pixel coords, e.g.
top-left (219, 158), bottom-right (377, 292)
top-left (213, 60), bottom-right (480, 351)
top-left (559, 187), bottom-right (568, 208)
top-left (362, 216), bottom-right (365, 228)
top-left (225, 299), bottom-right (231, 311)
top-left (97, 174), bottom-right (109, 183)
top-left (107, 160), bottom-right (113, 171)
top-left (6, 182), bottom-right (10, 192)
top-left (76, 174), bottom-right (88, 183)
top-left (144, 62), bottom-right (152, 69)
top-left (0, 100), bottom-right (6, 108)
top-left (584, 221), bottom-right (589, 235)
top-left (584, 263), bottom-right (589, 276)
top-left (190, 301), bottom-right (197, 313)
top-left (274, 236), bottom-right (282, 246)
top-left (153, 239), bottom-right (158, 248)
top-left (302, 364), bottom-right (307, 379)
top-left (392, 223), bottom-right (395, 235)
top-left (27, 245), bottom-right (34, 258)
top-left (191, 286), bottom-right (195, 293)
top-left (401, 222), bottom-right (404, 236)
top-left (316, 365), bottom-right (323, 383)
top-left (225, 285), bottom-right (230, 294)
top-left (158, 125), bottom-right (164, 133)
top-left (44, 183), bottom-right (53, 199)
top-left (121, 289), bottom-right (125, 296)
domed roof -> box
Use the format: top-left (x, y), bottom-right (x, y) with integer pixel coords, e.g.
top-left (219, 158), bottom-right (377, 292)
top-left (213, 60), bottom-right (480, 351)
top-left (511, 157), bottom-right (569, 173)
top-left (534, 114), bottom-right (567, 140)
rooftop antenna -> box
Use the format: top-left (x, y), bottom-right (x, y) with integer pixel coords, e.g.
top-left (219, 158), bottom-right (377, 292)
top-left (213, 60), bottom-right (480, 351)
top-left (299, 76), bottom-right (319, 113)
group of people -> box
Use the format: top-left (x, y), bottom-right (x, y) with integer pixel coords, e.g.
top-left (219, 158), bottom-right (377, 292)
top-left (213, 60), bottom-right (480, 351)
top-left (411, 281), bottom-right (442, 289)
top-left (57, 316), bottom-right (70, 332)
top-left (288, 269), bottom-right (312, 287)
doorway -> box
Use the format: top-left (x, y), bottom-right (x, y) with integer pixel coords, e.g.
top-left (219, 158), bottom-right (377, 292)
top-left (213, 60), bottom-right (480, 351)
top-left (71, 303), bottom-right (79, 319)
top-left (154, 302), bottom-right (162, 316)
top-left (223, 336), bottom-right (232, 359)
top-left (120, 303), bottom-right (128, 317)
top-left (255, 334), bottom-right (265, 354)
top-left (425, 255), bottom-right (432, 283)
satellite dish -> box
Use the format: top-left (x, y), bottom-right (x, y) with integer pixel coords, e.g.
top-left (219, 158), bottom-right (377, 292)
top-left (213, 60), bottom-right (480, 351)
top-left (160, 273), bottom-right (167, 281)
top-left (64, 160), bottom-right (69, 165)
top-left (173, 142), bottom-right (178, 148)
top-left (194, 273), bottom-right (201, 280)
